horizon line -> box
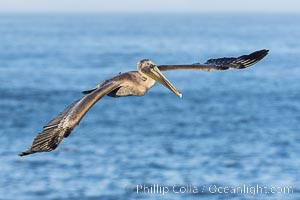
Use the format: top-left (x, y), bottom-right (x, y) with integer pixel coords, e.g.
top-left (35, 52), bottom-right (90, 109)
top-left (0, 10), bottom-right (299, 15)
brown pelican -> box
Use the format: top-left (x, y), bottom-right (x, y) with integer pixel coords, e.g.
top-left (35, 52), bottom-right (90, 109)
top-left (19, 49), bottom-right (268, 156)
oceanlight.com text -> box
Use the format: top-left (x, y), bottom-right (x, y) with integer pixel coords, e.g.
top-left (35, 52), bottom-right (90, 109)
top-left (126, 184), bottom-right (293, 196)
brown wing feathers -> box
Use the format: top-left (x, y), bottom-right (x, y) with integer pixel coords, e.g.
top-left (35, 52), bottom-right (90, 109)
top-left (19, 81), bottom-right (120, 156)
top-left (158, 49), bottom-right (268, 71)
top-left (19, 100), bottom-right (81, 156)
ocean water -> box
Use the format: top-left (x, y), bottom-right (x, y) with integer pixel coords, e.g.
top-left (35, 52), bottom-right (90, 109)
top-left (0, 13), bottom-right (299, 200)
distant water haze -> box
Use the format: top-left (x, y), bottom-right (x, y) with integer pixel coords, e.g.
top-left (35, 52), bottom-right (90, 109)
top-left (0, 0), bottom-right (300, 13)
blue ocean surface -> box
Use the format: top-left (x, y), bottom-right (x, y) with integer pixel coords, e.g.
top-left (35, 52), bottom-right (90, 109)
top-left (0, 13), bottom-right (299, 200)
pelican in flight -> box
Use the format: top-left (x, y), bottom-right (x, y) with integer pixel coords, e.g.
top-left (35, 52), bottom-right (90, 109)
top-left (19, 49), bottom-right (268, 156)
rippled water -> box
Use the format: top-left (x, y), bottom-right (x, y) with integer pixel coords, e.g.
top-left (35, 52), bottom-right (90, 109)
top-left (0, 13), bottom-right (299, 200)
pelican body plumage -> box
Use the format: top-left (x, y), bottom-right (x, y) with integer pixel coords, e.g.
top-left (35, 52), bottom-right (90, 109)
top-left (19, 49), bottom-right (269, 156)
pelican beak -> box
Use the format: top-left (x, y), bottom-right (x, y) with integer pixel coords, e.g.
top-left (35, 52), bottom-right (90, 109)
top-left (145, 66), bottom-right (182, 98)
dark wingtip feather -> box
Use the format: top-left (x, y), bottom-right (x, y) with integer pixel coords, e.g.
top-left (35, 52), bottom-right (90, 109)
top-left (237, 49), bottom-right (269, 68)
top-left (19, 149), bottom-right (36, 157)
top-left (251, 49), bottom-right (269, 58)
top-left (19, 127), bottom-right (62, 157)
top-left (260, 49), bottom-right (269, 56)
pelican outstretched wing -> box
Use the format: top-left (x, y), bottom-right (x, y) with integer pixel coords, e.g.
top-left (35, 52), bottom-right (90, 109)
top-left (158, 49), bottom-right (268, 71)
top-left (19, 80), bottom-right (121, 156)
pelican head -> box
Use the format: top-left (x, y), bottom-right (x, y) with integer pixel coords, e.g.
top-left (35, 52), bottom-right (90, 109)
top-left (137, 59), bottom-right (182, 98)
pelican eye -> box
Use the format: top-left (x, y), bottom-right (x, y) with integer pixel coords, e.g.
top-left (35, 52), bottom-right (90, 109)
top-left (149, 64), bottom-right (155, 69)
